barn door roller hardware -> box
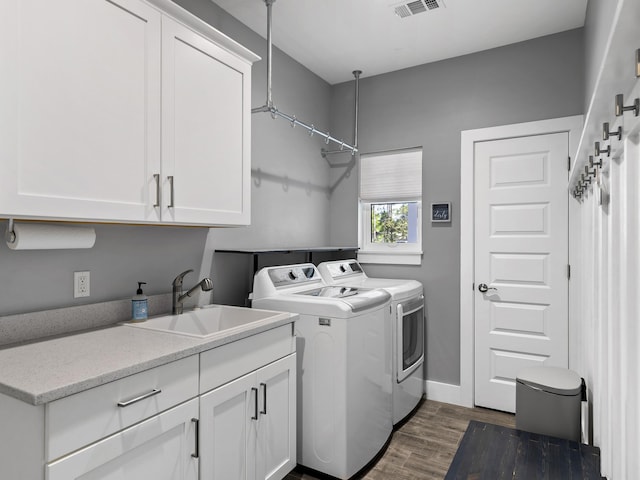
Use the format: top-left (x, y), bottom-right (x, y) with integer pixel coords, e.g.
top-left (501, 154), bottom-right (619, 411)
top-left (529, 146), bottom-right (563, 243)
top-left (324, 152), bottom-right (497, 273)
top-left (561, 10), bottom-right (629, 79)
top-left (251, 0), bottom-right (358, 156)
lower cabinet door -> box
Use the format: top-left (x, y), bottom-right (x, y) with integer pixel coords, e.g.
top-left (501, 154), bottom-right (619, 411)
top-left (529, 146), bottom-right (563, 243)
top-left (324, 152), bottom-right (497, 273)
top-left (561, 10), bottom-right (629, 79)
top-left (200, 371), bottom-right (257, 480)
top-left (256, 354), bottom-right (297, 480)
top-left (46, 399), bottom-right (199, 480)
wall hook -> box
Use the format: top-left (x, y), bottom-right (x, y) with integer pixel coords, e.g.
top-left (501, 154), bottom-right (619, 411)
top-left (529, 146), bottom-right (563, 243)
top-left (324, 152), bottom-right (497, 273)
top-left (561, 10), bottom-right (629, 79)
top-left (595, 141), bottom-right (610, 157)
top-left (603, 122), bottom-right (622, 141)
top-left (585, 165), bottom-right (596, 178)
top-left (615, 93), bottom-right (639, 117)
top-left (589, 156), bottom-right (602, 169)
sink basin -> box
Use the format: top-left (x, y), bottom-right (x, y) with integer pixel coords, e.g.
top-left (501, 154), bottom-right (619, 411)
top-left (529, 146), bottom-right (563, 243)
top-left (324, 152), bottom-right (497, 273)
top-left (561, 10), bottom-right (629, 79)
top-left (123, 304), bottom-right (291, 339)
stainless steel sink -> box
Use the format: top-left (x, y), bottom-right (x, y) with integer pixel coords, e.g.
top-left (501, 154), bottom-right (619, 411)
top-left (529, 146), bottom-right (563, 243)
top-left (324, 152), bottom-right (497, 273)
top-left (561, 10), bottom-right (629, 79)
top-left (123, 304), bottom-right (290, 339)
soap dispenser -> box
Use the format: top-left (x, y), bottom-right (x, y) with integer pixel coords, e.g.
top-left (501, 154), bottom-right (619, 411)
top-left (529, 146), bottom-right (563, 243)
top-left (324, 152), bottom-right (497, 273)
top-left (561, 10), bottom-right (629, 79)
top-left (132, 282), bottom-right (148, 321)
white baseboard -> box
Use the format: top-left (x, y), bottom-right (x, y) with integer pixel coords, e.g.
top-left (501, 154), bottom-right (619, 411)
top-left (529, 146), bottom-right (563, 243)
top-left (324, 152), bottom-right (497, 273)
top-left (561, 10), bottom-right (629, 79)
top-left (425, 380), bottom-right (466, 406)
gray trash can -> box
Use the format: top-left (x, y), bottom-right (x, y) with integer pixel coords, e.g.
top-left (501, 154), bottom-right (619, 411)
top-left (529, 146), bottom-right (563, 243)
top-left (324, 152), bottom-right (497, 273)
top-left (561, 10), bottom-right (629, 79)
top-left (515, 366), bottom-right (583, 442)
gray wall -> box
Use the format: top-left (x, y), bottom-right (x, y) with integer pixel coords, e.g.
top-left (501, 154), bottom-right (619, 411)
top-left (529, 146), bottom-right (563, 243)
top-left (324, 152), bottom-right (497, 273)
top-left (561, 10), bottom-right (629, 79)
top-left (0, 0), bottom-right (334, 317)
top-left (328, 29), bottom-right (585, 385)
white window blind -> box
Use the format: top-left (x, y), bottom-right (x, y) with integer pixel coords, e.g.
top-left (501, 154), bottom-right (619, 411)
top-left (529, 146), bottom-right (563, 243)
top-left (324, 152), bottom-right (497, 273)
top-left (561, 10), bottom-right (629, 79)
top-left (360, 148), bottom-right (422, 201)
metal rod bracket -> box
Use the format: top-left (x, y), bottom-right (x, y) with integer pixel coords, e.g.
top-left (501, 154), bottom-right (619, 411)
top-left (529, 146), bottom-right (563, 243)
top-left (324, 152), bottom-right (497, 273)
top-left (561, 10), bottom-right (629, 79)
top-left (5, 219), bottom-right (15, 244)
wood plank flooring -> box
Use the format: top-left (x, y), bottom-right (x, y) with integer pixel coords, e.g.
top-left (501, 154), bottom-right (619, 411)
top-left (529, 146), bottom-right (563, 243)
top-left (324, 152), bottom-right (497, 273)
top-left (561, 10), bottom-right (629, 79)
top-left (285, 399), bottom-right (516, 480)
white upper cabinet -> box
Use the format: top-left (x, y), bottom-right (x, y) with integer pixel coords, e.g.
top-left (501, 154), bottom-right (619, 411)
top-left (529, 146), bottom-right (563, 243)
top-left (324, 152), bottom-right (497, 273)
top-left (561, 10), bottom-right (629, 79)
top-left (161, 17), bottom-right (251, 225)
top-left (0, 0), bottom-right (257, 226)
top-left (0, 0), bottom-right (162, 223)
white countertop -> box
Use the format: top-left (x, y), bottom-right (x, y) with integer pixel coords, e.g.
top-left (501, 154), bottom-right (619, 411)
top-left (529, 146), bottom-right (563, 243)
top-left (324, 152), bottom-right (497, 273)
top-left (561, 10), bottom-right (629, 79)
top-left (0, 315), bottom-right (295, 405)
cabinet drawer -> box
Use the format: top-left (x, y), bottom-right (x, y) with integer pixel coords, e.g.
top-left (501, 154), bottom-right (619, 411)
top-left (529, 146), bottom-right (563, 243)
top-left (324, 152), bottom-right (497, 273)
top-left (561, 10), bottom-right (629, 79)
top-left (46, 355), bottom-right (198, 461)
top-left (200, 324), bottom-right (295, 394)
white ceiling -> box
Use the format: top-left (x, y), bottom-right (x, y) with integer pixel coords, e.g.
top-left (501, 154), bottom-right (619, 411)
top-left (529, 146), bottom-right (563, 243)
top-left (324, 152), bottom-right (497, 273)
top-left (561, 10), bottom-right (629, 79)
top-left (212, 0), bottom-right (588, 85)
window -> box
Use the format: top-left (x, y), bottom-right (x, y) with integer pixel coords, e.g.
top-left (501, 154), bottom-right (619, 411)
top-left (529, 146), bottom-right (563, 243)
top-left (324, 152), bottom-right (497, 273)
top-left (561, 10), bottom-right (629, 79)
top-left (359, 148), bottom-right (422, 265)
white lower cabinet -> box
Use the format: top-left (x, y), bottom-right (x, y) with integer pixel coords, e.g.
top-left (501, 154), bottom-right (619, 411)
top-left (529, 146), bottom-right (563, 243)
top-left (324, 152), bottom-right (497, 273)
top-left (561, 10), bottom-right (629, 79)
top-left (200, 354), bottom-right (297, 480)
top-left (46, 398), bottom-right (199, 480)
top-left (0, 324), bottom-right (296, 479)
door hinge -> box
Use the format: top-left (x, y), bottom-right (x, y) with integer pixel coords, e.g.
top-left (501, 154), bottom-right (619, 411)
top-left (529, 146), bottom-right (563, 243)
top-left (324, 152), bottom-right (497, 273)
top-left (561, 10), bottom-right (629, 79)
top-left (568, 156), bottom-right (571, 171)
top-left (567, 264), bottom-right (571, 280)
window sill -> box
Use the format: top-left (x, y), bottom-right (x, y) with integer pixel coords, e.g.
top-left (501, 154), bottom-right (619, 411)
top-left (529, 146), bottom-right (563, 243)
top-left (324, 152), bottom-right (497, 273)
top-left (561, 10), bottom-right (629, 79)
top-left (358, 250), bottom-right (422, 266)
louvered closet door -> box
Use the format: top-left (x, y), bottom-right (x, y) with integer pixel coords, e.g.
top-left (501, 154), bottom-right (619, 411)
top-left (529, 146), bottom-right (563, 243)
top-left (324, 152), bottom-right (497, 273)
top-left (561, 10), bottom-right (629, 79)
top-left (474, 133), bottom-right (569, 413)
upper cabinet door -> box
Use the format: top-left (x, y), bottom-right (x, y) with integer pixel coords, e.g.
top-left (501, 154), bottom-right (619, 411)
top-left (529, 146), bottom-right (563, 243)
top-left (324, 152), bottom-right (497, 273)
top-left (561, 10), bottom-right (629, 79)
top-left (0, 0), bottom-right (162, 222)
top-left (161, 17), bottom-right (251, 226)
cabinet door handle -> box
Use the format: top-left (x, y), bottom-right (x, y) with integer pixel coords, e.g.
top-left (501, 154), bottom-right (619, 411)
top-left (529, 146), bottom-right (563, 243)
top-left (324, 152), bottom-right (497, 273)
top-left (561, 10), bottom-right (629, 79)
top-left (153, 174), bottom-right (160, 208)
top-left (168, 175), bottom-right (175, 208)
top-left (260, 382), bottom-right (267, 415)
top-left (251, 387), bottom-right (259, 420)
top-left (117, 388), bottom-right (161, 407)
top-left (191, 418), bottom-right (199, 458)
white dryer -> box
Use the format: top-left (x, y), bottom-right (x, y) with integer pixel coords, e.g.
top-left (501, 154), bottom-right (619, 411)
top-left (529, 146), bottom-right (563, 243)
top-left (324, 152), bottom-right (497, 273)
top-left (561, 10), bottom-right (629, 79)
top-left (252, 263), bottom-right (392, 480)
top-left (318, 259), bottom-right (424, 425)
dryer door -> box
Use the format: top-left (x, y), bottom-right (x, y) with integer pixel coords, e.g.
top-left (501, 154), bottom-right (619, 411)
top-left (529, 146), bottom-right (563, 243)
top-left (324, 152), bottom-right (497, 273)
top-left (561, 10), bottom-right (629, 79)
top-left (396, 295), bottom-right (424, 382)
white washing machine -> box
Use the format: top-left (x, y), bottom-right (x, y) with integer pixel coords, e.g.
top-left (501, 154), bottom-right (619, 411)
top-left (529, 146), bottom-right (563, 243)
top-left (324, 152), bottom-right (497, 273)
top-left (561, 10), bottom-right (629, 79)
top-left (318, 259), bottom-right (424, 426)
top-left (252, 263), bottom-right (392, 480)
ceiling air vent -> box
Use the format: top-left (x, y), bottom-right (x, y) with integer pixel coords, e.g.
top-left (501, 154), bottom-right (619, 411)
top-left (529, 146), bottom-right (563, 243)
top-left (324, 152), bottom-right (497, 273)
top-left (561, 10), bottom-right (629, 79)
top-left (393, 0), bottom-right (445, 18)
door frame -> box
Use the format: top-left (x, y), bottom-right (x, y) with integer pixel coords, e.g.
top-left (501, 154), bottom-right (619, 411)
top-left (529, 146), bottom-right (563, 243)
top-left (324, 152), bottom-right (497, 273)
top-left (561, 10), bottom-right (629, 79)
top-left (459, 115), bottom-right (583, 408)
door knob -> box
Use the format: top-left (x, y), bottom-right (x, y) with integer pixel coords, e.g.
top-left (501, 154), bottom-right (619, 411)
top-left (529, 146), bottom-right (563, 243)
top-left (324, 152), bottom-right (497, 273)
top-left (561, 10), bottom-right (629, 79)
top-left (478, 283), bottom-right (498, 293)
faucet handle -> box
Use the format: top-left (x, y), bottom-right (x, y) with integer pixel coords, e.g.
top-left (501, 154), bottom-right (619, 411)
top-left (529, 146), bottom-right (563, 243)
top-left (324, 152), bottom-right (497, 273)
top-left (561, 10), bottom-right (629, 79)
top-left (173, 269), bottom-right (194, 287)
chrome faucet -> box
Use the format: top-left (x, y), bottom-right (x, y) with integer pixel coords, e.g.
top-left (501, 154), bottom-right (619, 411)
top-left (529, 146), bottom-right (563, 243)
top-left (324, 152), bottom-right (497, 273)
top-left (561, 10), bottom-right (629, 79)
top-left (172, 269), bottom-right (213, 314)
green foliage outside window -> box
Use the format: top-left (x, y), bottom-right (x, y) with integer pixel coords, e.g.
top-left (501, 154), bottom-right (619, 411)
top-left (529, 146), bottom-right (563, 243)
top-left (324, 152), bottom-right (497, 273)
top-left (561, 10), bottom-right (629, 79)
top-left (371, 203), bottom-right (409, 243)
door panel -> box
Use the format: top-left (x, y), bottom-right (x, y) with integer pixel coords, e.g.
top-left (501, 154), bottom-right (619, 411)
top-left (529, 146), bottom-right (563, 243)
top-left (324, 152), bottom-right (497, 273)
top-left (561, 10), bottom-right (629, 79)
top-left (0, 0), bottom-right (161, 222)
top-left (199, 371), bottom-right (256, 480)
top-left (256, 354), bottom-right (296, 480)
top-left (474, 132), bottom-right (568, 412)
top-left (161, 16), bottom-right (250, 225)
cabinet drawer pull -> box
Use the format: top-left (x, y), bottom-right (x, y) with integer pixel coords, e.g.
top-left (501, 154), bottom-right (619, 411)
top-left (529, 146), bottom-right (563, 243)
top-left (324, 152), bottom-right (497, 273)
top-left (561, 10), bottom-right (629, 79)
top-left (260, 382), bottom-right (267, 415)
top-left (191, 418), bottom-right (199, 458)
top-left (168, 175), bottom-right (175, 208)
top-left (117, 388), bottom-right (161, 407)
top-left (251, 387), bottom-right (258, 420)
top-left (153, 174), bottom-right (160, 207)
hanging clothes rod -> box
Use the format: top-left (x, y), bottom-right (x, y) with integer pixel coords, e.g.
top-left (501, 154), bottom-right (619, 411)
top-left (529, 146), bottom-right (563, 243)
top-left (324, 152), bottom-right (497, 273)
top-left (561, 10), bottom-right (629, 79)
top-left (251, 0), bottom-right (358, 156)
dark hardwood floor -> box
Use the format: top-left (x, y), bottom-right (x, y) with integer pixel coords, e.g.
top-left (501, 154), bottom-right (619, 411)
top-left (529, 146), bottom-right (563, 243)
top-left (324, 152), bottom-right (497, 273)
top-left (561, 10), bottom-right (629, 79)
top-left (285, 399), bottom-right (516, 480)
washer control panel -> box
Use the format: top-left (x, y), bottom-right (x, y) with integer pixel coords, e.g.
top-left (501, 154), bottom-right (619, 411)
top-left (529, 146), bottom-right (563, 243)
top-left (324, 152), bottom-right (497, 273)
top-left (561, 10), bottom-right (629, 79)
top-left (323, 260), bottom-right (364, 279)
top-left (268, 264), bottom-right (320, 288)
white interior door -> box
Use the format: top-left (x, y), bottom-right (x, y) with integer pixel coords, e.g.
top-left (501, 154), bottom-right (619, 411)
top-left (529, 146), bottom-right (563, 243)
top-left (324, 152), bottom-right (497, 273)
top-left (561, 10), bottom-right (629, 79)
top-left (474, 132), bottom-right (569, 412)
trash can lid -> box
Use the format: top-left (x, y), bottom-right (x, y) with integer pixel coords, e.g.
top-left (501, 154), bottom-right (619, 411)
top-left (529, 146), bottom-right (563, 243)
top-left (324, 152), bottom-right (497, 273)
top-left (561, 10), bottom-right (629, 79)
top-left (516, 366), bottom-right (582, 396)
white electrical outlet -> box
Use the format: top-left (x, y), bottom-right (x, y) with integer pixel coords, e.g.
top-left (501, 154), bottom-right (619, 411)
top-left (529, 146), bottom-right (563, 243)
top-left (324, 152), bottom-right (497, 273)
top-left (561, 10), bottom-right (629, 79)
top-left (74, 271), bottom-right (90, 298)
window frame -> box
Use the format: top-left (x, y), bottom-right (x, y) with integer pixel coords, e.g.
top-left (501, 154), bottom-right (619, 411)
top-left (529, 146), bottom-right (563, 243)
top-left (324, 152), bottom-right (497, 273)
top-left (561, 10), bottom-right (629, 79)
top-left (358, 148), bottom-right (423, 266)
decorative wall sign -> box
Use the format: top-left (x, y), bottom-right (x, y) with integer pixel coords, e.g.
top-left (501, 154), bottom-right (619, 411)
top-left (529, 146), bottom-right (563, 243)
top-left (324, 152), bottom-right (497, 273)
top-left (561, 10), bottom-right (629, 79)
top-left (431, 202), bottom-right (451, 223)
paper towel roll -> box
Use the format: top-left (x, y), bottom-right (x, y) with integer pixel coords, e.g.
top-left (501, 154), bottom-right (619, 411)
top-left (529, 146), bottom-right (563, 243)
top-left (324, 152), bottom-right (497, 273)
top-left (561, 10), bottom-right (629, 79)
top-left (6, 223), bottom-right (96, 250)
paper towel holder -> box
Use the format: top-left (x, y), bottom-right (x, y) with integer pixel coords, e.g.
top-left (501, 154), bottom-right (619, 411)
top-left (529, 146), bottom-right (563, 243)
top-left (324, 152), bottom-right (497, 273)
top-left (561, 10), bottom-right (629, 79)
top-left (4, 219), bottom-right (97, 250)
top-left (5, 219), bottom-right (16, 245)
